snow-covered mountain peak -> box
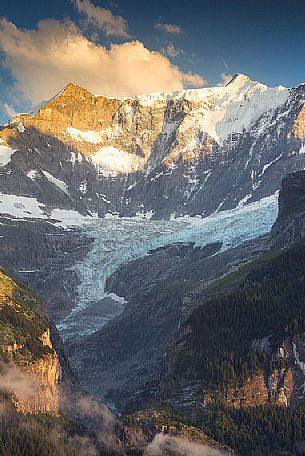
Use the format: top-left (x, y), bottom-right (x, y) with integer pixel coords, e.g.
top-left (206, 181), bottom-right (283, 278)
top-left (28, 74), bottom-right (287, 117)
top-left (226, 73), bottom-right (252, 87)
top-left (0, 71), bottom-right (302, 221)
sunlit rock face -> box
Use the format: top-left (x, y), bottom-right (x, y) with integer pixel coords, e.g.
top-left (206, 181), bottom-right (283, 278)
top-left (1, 74), bottom-right (305, 219)
top-left (0, 270), bottom-right (62, 415)
top-left (12, 329), bottom-right (61, 415)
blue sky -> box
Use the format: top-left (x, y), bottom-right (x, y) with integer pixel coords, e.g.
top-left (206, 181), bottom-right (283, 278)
top-left (0, 0), bottom-right (305, 124)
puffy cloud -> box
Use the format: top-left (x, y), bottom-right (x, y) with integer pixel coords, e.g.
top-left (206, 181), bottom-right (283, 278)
top-left (144, 434), bottom-right (228, 456)
top-left (0, 364), bottom-right (38, 402)
top-left (3, 103), bottom-right (17, 117)
top-left (74, 0), bottom-right (129, 37)
top-left (155, 21), bottom-right (183, 34)
top-left (161, 43), bottom-right (184, 58)
top-left (0, 18), bottom-right (205, 105)
top-left (183, 71), bottom-right (207, 87)
top-left (217, 72), bottom-right (234, 86)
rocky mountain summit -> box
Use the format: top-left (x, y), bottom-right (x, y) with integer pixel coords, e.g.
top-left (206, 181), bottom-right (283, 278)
top-left (1, 74), bottom-right (305, 219)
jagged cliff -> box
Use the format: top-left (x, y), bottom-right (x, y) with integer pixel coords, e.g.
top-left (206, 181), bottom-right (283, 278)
top-left (272, 170), bottom-right (305, 246)
top-left (1, 74), bottom-right (305, 219)
top-left (0, 268), bottom-right (62, 414)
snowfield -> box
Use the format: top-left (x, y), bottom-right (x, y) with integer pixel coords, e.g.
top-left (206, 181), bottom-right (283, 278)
top-left (0, 192), bottom-right (92, 226)
top-left (57, 193), bottom-right (279, 339)
top-left (0, 143), bottom-right (16, 166)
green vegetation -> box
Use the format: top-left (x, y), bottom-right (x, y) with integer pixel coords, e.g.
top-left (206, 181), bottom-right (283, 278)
top-left (174, 238), bottom-right (305, 389)
top-left (123, 407), bottom-right (224, 452)
top-left (123, 407), bottom-right (189, 428)
top-left (206, 248), bottom-right (282, 294)
top-left (124, 405), bottom-right (305, 456)
top-left (199, 404), bottom-right (305, 456)
top-left (162, 236), bottom-right (305, 454)
top-left (0, 269), bottom-right (119, 456)
top-left (0, 408), bottom-right (78, 456)
top-left (0, 269), bottom-right (54, 365)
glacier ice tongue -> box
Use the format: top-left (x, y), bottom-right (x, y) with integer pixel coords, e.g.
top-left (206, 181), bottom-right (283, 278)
top-left (57, 193), bottom-right (279, 340)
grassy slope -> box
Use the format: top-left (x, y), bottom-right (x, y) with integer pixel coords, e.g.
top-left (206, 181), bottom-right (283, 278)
top-left (0, 268), bottom-right (54, 365)
top-left (173, 238), bottom-right (305, 388)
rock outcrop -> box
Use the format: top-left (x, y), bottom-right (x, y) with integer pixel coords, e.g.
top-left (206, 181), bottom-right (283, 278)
top-left (272, 170), bottom-right (305, 246)
top-left (0, 269), bottom-right (63, 414)
top-left (12, 331), bottom-right (61, 414)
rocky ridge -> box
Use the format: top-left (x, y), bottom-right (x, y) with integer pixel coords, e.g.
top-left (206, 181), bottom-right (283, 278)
top-left (1, 74), bottom-right (305, 219)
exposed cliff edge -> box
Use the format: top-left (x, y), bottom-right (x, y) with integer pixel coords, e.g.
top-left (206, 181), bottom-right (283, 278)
top-left (153, 172), bottom-right (305, 454)
top-left (0, 268), bottom-right (62, 414)
top-left (272, 170), bottom-right (305, 246)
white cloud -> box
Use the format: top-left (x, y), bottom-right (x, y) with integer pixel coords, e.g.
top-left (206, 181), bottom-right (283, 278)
top-left (217, 72), bottom-right (233, 86)
top-left (3, 103), bottom-right (17, 117)
top-left (161, 43), bottom-right (184, 58)
top-left (144, 434), bottom-right (227, 456)
top-left (0, 18), bottom-right (205, 105)
top-left (74, 0), bottom-right (129, 37)
top-left (183, 71), bottom-right (207, 87)
top-left (155, 21), bottom-right (183, 34)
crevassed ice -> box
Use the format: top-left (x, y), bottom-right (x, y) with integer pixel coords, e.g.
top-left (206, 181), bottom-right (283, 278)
top-left (58, 193), bottom-right (279, 339)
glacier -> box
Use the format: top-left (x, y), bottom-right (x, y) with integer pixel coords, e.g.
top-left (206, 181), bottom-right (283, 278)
top-left (57, 193), bottom-right (279, 340)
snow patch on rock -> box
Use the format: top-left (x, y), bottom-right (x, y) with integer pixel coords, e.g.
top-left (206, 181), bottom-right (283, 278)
top-left (0, 144), bottom-right (16, 167)
top-left (27, 170), bottom-right (39, 180)
top-left (43, 170), bottom-right (69, 195)
top-left (0, 192), bottom-right (91, 226)
top-left (67, 127), bottom-right (102, 144)
top-left (17, 123), bottom-right (25, 133)
top-left (0, 193), bottom-right (46, 218)
top-left (92, 146), bottom-right (144, 176)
